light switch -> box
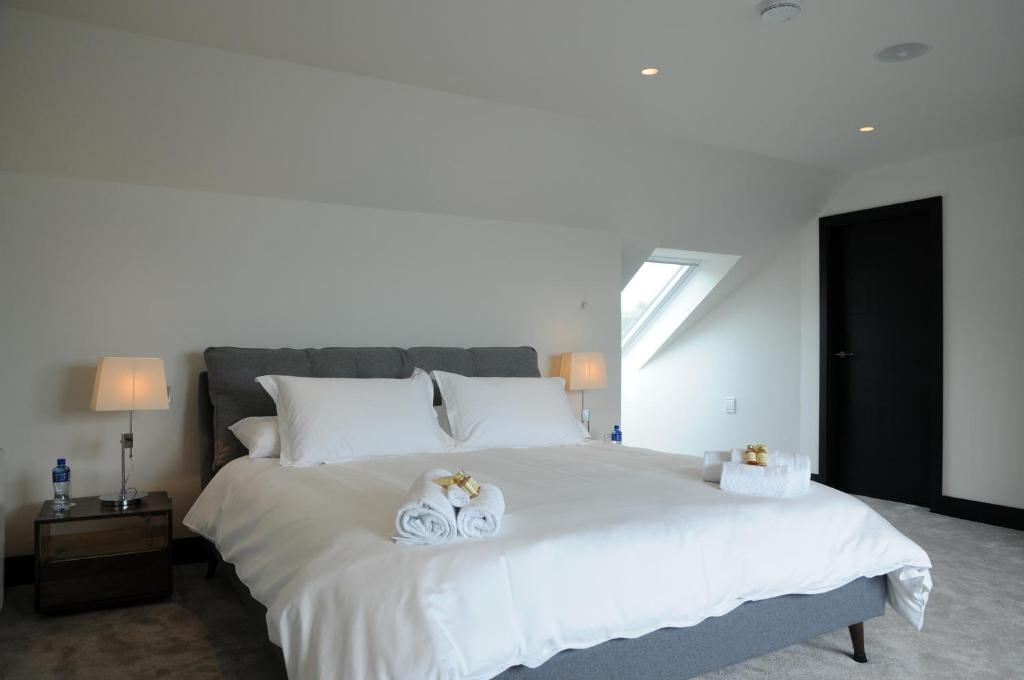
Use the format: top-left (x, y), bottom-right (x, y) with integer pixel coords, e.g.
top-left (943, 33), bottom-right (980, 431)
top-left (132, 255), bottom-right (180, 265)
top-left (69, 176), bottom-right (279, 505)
top-left (725, 397), bottom-right (736, 414)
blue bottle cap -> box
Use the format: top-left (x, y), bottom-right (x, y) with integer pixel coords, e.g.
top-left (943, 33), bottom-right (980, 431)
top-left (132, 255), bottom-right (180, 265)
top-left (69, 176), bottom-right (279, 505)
top-left (613, 425), bottom-right (621, 430)
top-left (57, 458), bottom-right (66, 465)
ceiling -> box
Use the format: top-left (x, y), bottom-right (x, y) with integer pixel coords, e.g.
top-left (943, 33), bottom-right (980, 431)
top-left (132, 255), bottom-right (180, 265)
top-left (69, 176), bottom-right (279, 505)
top-left (5, 0), bottom-right (1023, 171)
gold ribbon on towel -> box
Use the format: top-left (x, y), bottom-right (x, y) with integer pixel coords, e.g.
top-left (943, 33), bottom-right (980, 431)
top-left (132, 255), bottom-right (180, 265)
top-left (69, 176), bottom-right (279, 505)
top-left (744, 444), bottom-right (768, 467)
top-left (434, 471), bottom-right (481, 498)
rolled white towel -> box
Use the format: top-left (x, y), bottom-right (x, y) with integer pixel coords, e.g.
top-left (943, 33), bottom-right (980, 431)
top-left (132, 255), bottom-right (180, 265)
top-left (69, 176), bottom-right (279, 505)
top-left (702, 450), bottom-right (732, 483)
top-left (456, 483), bottom-right (505, 539)
top-left (445, 483), bottom-right (471, 508)
top-left (770, 451), bottom-right (812, 495)
top-left (394, 469), bottom-right (458, 545)
top-left (720, 461), bottom-right (791, 498)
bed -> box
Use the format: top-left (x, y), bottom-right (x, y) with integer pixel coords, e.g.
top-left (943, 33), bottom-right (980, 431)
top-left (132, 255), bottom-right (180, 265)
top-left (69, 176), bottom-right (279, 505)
top-left (186, 346), bottom-right (932, 680)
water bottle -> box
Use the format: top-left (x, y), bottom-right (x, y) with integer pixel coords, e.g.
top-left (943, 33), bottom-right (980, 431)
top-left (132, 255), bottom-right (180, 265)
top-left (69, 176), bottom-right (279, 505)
top-left (611, 425), bottom-right (623, 445)
top-left (52, 458), bottom-right (72, 513)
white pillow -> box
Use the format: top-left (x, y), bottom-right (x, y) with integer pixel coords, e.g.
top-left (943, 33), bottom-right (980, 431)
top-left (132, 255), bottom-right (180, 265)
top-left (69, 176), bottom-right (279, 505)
top-left (432, 371), bottom-right (588, 450)
top-left (434, 404), bottom-right (453, 435)
top-left (256, 369), bottom-right (455, 467)
top-left (228, 416), bottom-right (280, 458)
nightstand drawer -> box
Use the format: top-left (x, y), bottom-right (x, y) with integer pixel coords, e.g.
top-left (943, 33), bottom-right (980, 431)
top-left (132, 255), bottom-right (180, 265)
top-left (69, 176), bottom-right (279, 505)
top-left (37, 549), bottom-right (172, 612)
top-left (34, 492), bottom-right (174, 614)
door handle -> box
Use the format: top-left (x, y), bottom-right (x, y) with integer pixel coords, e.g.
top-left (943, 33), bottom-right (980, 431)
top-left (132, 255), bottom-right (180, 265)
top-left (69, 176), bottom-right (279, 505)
top-left (835, 351), bottom-right (855, 358)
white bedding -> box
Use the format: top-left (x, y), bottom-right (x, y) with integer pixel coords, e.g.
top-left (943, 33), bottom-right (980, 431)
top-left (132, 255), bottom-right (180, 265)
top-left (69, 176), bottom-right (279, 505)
top-left (184, 443), bottom-right (932, 680)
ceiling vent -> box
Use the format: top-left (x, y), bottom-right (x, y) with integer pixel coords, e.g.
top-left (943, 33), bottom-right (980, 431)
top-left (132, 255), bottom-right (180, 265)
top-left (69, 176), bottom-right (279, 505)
top-left (760, 1), bottom-right (801, 23)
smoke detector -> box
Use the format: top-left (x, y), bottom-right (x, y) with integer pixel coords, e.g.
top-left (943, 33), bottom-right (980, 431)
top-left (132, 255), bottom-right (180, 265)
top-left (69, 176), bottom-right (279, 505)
top-left (760, 1), bottom-right (801, 23)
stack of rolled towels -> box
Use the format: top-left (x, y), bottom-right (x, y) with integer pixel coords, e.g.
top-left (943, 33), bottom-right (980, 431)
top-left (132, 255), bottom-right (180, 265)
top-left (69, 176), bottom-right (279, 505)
top-left (702, 449), bottom-right (811, 498)
top-left (394, 468), bottom-right (506, 545)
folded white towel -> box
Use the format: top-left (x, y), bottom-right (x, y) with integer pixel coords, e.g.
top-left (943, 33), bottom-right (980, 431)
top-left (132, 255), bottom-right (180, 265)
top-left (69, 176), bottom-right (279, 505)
top-left (770, 451), bottom-right (812, 495)
top-left (445, 484), bottom-right (471, 508)
top-left (702, 450), bottom-right (732, 483)
top-left (394, 469), bottom-right (458, 545)
top-left (720, 461), bottom-right (791, 498)
top-left (456, 483), bottom-right (505, 539)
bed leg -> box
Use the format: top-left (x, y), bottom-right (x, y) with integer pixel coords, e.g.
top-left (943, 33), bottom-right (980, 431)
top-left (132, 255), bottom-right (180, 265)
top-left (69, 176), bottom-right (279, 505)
top-left (849, 622), bottom-right (867, 663)
top-left (205, 541), bottom-right (218, 580)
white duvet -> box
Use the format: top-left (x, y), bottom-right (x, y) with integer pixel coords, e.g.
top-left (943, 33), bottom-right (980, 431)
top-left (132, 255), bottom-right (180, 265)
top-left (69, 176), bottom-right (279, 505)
top-left (183, 443), bottom-right (932, 680)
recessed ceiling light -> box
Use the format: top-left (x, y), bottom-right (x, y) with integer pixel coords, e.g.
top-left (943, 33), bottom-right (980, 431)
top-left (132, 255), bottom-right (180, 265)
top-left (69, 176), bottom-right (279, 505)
top-left (859, 126), bottom-right (876, 133)
top-left (640, 67), bottom-right (660, 76)
top-left (875, 42), bottom-right (930, 63)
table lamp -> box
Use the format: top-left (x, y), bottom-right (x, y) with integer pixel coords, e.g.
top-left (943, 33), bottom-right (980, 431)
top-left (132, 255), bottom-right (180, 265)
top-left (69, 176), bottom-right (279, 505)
top-left (90, 357), bottom-right (169, 508)
top-left (559, 352), bottom-right (608, 432)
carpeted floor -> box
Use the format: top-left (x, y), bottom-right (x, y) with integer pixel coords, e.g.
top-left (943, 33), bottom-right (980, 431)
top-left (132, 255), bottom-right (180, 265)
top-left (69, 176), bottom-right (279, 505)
top-left (1, 497), bottom-right (1021, 679)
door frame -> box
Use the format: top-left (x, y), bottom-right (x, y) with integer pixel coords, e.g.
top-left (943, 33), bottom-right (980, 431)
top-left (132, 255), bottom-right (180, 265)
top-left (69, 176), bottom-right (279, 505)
top-left (818, 196), bottom-right (943, 510)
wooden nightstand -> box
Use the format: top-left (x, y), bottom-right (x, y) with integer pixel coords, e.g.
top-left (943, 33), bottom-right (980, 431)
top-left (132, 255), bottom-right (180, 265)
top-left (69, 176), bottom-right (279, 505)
top-left (34, 492), bottom-right (173, 613)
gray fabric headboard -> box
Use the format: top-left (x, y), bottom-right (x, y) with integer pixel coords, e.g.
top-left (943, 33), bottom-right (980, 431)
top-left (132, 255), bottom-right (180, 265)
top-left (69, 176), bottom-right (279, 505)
top-left (198, 346), bottom-right (541, 486)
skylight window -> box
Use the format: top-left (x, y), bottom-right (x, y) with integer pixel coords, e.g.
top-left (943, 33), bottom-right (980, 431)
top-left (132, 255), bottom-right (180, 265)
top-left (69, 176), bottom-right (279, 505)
top-left (621, 259), bottom-right (695, 346)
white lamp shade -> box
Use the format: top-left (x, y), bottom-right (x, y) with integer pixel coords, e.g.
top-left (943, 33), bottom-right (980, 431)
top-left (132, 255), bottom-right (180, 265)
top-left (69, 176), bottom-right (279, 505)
top-left (90, 357), bottom-right (169, 412)
top-left (559, 352), bottom-right (608, 391)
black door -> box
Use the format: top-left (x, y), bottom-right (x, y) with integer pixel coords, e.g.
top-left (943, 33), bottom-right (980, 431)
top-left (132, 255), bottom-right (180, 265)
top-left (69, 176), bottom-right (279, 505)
top-left (820, 197), bottom-right (942, 507)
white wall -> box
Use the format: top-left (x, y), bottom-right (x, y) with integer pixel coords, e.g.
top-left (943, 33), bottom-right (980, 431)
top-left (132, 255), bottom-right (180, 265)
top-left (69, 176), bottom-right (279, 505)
top-left (798, 135), bottom-right (1024, 509)
top-left (0, 172), bottom-right (621, 556)
top-left (623, 237), bottom-right (803, 457)
top-left (0, 9), bottom-right (845, 556)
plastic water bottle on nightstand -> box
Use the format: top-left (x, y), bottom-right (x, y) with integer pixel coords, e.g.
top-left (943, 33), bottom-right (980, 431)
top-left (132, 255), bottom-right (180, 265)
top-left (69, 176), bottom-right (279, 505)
top-left (610, 425), bottom-right (623, 445)
top-left (52, 458), bottom-right (73, 513)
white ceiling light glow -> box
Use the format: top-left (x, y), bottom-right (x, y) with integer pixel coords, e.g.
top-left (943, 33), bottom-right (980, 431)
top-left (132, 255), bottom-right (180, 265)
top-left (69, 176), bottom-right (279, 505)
top-left (640, 67), bottom-right (660, 76)
top-left (759, 1), bottom-right (802, 23)
top-left (875, 42), bottom-right (930, 63)
top-left (859, 126), bottom-right (876, 133)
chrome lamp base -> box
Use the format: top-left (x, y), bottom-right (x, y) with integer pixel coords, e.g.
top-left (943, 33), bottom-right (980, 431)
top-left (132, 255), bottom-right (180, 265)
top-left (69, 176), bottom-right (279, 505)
top-left (103, 416), bottom-right (147, 509)
top-left (100, 490), bottom-right (148, 508)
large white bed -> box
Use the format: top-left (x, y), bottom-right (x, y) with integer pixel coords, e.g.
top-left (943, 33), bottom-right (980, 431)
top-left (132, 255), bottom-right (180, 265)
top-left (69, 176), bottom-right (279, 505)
top-left (184, 441), bottom-right (932, 680)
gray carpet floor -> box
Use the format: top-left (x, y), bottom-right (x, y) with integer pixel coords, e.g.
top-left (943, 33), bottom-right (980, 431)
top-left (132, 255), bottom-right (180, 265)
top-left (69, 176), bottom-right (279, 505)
top-left (1, 497), bottom-right (1021, 679)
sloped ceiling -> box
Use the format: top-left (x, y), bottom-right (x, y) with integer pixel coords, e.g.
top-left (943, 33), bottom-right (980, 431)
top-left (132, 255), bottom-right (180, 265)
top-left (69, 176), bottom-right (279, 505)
top-left (4, 0), bottom-right (1023, 171)
top-left (1, 7), bottom-right (840, 275)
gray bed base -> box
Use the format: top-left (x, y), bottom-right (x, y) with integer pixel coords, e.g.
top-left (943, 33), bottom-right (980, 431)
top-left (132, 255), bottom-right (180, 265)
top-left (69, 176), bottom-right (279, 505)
top-left (213, 552), bottom-right (882, 680)
top-left (197, 346), bottom-right (886, 679)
